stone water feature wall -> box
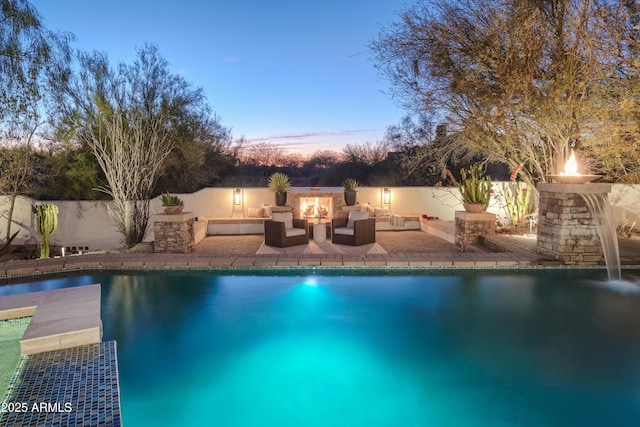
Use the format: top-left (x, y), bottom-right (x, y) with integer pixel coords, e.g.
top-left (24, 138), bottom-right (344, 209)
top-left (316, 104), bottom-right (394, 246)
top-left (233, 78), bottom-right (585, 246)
top-left (152, 212), bottom-right (195, 253)
top-left (536, 183), bottom-right (610, 265)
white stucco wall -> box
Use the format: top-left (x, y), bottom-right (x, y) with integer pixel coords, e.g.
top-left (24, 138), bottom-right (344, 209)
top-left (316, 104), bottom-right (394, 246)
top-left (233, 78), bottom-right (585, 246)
top-left (0, 197), bottom-right (121, 250)
top-left (610, 184), bottom-right (640, 227)
top-left (2, 183), bottom-right (639, 250)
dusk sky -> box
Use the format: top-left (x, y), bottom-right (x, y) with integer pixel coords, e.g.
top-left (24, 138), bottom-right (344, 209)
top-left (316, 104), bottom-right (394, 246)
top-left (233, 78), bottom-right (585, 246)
top-left (32, 0), bottom-right (408, 155)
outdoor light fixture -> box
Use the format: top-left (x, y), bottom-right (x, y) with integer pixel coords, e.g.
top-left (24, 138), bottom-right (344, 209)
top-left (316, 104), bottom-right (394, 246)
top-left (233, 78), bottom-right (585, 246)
top-left (234, 188), bottom-right (242, 205)
top-left (382, 187), bottom-right (390, 205)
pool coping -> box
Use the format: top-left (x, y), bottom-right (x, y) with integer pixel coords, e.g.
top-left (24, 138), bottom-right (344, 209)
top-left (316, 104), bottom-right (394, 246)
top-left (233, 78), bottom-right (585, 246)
top-left (0, 284), bottom-right (102, 355)
top-left (1, 251), bottom-right (639, 281)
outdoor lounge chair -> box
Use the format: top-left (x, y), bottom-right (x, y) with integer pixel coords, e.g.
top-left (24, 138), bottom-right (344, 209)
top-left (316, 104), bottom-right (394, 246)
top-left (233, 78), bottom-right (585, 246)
top-left (264, 212), bottom-right (309, 247)
top-left (332, 211), bottom-right (376, 246)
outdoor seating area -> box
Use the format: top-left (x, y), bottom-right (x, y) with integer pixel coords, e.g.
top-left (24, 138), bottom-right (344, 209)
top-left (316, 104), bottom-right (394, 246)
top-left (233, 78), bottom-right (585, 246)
top-left (263, 212), bottom-right (309, 248)
top-left (263, 209), bottom-right (376, 249)
top-left (331, 212), bottom-right (376, 246)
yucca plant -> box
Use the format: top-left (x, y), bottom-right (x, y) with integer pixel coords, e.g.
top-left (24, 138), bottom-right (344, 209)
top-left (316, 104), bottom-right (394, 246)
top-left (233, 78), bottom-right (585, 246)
top-left (33, 204), bottom-right (58, 259)
top-left (459, 163), bottom-right (492, 205)
top-left (267, 173), bottom-right (292, 193)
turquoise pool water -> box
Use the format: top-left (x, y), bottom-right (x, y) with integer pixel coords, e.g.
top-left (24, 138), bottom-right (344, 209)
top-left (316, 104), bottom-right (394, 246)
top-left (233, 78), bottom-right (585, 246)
top-left (2, 270), bottom-right (640, 426)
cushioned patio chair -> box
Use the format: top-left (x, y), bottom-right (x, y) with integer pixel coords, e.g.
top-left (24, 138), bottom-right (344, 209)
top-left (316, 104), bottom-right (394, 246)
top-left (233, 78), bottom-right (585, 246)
top-left (332, 211), bottom-right (376, 246)
top-left (264, 212), bottom-right (309, 247)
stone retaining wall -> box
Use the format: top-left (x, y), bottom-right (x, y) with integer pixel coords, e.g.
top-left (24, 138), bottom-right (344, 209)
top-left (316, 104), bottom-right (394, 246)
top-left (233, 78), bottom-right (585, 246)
top-left (455, 211), bottom-right (496, 252)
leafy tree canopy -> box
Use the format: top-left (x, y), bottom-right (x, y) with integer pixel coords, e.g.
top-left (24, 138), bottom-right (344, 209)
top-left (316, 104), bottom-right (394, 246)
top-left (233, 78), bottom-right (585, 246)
top-left (372, 0), bottom-right (640, 186)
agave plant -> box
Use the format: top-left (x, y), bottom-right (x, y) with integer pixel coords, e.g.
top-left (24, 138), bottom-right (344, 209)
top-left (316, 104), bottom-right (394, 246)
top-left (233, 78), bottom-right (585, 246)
top-left (459, 163), bottom-right (492, 205)
top-left (161, 193), bottom-right (184, 206)
top-left (341, 178), bottom-right (359, 192)
top-left (341, 178), bottom-right (359, 206)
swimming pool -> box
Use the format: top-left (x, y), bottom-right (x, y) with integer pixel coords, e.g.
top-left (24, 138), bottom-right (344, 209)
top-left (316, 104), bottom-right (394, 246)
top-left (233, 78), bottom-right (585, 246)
top-left (2, 269), bottom-right (640, 426)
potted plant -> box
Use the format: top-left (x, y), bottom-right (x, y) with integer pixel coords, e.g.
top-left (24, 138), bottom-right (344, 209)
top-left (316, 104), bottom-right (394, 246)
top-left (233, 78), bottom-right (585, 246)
top-left (341, 178), bottom-right (359, 206)
top-left (458, 163), bottom-right (492, 213)
top-left (161, 193), bottom-right (184, 214)
top-left (268, 172), bottom-right (292, 206)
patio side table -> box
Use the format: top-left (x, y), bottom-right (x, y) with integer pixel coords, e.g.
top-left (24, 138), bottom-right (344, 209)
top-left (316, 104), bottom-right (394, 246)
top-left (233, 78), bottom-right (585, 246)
top-left (313, 222), bottom-right (327, 243)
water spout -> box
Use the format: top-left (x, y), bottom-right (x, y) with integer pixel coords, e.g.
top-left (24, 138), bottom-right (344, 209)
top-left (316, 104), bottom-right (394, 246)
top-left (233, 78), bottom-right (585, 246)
top-left (581, 193), bottom-right (621, 281)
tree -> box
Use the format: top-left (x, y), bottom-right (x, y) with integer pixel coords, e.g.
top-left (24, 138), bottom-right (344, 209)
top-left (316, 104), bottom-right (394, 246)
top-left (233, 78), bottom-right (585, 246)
top-left (50, 44), bottom-right (227, 247)
top-left (1, 0), bottom-right (71, 122)
top-left (36, 143), bottom-right (105, 200)
top-left (242, 142), bottom-right (288, 168)
top-left (304, 150), bottom-right (340, 171)
top-left (338, 141), bottom-right (392, 185)
top-left (157, 115), bottom-right (234, 193)
top-left (342, 141), bottom-right (390, 167)
top-left (382, 114), bottom-right (447, 185)
top-left (372, 0), bottom-right (640, 188)
top-left (1, 0), bottom-right (71, 242)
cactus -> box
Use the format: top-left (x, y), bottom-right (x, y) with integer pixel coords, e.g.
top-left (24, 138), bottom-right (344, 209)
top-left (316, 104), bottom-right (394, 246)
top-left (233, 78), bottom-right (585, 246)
top-left (33, 204), bottom-right (58, 259)
top-left (502, 181), bottom-right (531, 225)
top-left (459, 163), bottom-right (492, 205)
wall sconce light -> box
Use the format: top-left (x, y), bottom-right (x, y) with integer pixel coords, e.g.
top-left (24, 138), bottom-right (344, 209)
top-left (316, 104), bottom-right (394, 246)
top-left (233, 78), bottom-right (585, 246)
top-left (234, 188), bottom-right (242, 205)
top-left (382, 187), bottom-right (390, 205)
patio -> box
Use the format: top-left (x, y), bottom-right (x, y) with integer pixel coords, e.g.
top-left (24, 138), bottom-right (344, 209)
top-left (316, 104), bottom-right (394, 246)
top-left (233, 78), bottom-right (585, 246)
top-left (2, 227), bottom-right (640, 277)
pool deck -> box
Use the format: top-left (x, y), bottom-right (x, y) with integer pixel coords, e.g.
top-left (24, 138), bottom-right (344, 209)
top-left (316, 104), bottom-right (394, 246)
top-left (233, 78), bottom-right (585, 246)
top-left (1, 230), bottom-right (639, 278)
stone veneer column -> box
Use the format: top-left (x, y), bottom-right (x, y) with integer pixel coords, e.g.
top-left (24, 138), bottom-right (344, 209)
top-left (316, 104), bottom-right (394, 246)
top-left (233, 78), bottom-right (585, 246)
top-left (455, 211), bottom-right (496, 252)
top-left (536, 182), bottom-right (610, 265)
top-left (152, 212), bottom-right (195, 254)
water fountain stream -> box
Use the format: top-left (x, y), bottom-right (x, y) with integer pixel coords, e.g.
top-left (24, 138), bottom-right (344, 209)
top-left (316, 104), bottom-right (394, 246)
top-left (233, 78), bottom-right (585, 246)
top-left (580, 193), bottom-right (621, 281)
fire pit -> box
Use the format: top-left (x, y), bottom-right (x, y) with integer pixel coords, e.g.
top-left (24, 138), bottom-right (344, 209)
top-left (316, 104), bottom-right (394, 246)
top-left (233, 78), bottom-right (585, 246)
top-left (547, 149), bottom-right (601, 184)
top-left (536, 149), bottom-right (619, 279)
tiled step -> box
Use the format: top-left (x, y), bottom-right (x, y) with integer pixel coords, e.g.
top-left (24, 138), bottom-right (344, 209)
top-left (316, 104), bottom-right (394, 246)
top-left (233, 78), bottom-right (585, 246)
top-left (1, 341), bottom-right (121, 426)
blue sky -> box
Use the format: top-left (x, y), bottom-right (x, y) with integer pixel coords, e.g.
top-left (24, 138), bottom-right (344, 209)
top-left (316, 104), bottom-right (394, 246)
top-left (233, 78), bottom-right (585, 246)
top-left (32, 0), bottom-right (407, 155)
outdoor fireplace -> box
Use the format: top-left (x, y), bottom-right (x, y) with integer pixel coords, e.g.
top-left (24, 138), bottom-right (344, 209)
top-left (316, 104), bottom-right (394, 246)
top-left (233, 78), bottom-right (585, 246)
top-left (299, 197), bottom-right (332, 219)
top-left (288, 189), bottom-right (346, 220)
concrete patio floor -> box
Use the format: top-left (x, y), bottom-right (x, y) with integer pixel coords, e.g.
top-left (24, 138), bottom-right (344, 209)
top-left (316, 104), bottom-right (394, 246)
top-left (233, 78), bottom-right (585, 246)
top-left (1, 230), bottom-right (639, 278)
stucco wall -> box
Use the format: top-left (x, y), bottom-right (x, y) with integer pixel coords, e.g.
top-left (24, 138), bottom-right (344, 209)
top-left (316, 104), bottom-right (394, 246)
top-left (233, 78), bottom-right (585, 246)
top-left (2, 183), bottom-right (639, 251)
top-left (0, 197), bottom-right (122, 250)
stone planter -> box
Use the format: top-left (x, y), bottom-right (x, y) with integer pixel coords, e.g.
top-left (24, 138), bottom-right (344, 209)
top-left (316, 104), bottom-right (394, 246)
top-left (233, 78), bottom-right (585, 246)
top-left (463, 203), bottom-right (487, 213)
top-left (163, 205), bottom-right (184, 215)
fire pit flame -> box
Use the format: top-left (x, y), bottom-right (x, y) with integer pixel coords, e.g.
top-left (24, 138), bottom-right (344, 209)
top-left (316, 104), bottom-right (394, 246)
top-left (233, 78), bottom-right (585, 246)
top-left (561, 150), bottom-right (579, 176)
top-left (548, 149), bottom-right (601, 184)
